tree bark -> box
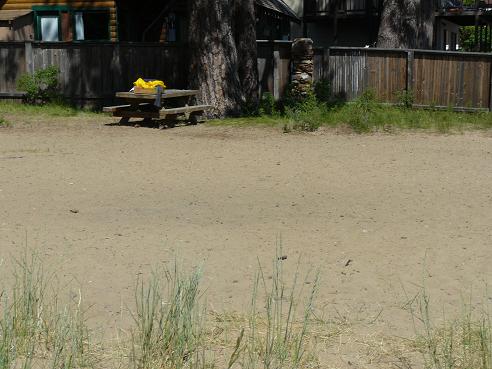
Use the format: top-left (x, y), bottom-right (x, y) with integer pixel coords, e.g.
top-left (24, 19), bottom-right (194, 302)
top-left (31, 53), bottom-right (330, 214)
top-left (187, 0), bottom-right (258, 117)
top-left (377, 0), bottom-right (434, 49)
top-left (233, 0), bottom-right (259, 106)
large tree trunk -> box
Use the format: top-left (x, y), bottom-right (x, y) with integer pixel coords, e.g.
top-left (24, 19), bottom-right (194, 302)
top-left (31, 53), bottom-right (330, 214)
top-left (377, 0), bottom-right (434, 49)
top-left (233, 0), bottom-right (259, 106)
top-left (187, 0), bottom-right (258, 117)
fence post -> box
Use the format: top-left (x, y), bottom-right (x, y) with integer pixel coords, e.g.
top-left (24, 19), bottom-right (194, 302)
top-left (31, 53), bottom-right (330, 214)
top-left (406, 50), bottom-right (414, 105)
top-left (25, 41), bottom-right (34, 75)
top-left (489, 58), bottom-right (492, 112)
top-left (273, 43), bottom-right (280, 100)
top-left (323, 47), bottom-right (330, 80)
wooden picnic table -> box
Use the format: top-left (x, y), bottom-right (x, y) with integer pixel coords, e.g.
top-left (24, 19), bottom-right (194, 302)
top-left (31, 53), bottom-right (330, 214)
top-left (103, 89), bottom-right (211, 125)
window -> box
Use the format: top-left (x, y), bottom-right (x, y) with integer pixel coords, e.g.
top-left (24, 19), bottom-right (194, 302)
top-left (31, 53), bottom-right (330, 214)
top-left (33, 6), bottom-right (110, 42)
top-left (39, 15), bottom-right (59, 41)
top-left (74, 10), bottom-right (110, 41)
top-left (165, 13), bottom-right (177, 42)
top-left (450, 32), bottom-right (457, 50)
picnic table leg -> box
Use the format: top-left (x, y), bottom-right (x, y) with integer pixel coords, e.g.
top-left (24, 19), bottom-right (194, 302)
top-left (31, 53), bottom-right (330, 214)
top-left (118, 117), bottom-right (130, 125)
top-left (190, 112), bottom-right (206, 125)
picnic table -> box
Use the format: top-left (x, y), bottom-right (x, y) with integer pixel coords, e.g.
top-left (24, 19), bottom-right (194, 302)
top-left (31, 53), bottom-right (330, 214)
top-left (103, 89), bottom-right (211, 126)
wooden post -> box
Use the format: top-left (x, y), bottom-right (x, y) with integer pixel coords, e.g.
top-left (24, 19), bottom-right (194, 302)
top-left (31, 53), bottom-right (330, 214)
top-left (25, 41), bottom-right (34, 74)
top-left (323, 47), bottom-right (330, 80)
top-left (273, 43), bottom-right (280, 100)
top-left (406, 50), bottom-right (414, 103)
top-left (489, 59), bottom-right (492, 112)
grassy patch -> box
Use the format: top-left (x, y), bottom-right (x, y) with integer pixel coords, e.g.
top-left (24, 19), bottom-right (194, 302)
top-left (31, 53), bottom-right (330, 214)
top-left (210, 92), bottom-right (492, 134)
top-left (406, 288), bottom-right (492, 369)
top-left (207, 115), bottom-right (283, 127)
top-left (0, 101), bottom-right (100, 118)
top-left (0, 117), bottom-right (9, 127)
top-left (128, 265), bottom-right (205, 369)
top-left (0, 251), bottom-right (93, 369)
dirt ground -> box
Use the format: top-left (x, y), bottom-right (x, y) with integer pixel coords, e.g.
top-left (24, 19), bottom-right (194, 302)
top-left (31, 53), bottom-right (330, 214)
top-left (1, 115), bottom-right (492, 367)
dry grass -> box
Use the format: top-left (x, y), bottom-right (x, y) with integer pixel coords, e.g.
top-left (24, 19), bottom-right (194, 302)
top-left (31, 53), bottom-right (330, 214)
top-left (1, 250), bottom-right (490, 369)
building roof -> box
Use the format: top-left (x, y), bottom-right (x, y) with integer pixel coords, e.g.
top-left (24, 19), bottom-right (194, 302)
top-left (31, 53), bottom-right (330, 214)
top-left (256, 0), bottom-right (300, 21)
top-left (0, 10), bottom-right (33, 22)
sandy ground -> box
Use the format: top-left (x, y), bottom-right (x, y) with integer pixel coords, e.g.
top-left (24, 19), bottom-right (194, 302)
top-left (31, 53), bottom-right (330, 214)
top-left (1, 115), bottom-right (491, 367)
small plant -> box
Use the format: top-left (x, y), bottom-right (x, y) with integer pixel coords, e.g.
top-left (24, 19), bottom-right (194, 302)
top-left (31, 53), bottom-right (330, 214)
top-left (0, 251), bottom-right (93, 369)
top-left (237, 247), bottom-right (321, 369)
top-left (129, 264), bottom-right (205, 369)
top-left (345, 89), bottom-right (378, 133)
top-left (406, 287), bottom-right (492, 369)
top-left (0, 117), bottom-right (9, 127)
top-left (286, 94), bottom-right (325, 132)
top-left (259, 92), bottom-right (277, 116)
top-left (396, 89), bottom-right (415, 109)
top-left (314, 79), bottom-right (331, 103)
top-left (17, 66), bottom-right (60, 104)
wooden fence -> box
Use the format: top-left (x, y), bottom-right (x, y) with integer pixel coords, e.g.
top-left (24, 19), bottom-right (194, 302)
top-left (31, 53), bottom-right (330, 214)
top-left (0, 41), bottom-right (491, 111)
top-left (0, 41), bottom-right (186, 104)
top-left (314, 47), bottom-right (492, 111)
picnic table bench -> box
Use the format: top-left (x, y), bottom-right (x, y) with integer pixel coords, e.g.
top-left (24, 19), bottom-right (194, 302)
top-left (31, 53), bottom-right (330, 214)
top-left (103, 89), bottom-right (211, 126)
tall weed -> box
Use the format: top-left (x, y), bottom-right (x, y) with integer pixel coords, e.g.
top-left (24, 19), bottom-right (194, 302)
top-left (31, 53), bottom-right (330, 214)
top-left (407, 288), bottom-right (492, 369)
top-left (129, 265), bottom-right (205, 369)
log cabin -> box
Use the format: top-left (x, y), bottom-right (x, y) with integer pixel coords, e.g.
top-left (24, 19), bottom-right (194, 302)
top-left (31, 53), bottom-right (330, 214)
top-left (0, 0), bottom-right (117, 41)
top-left (0, 0), bottom-right (300, 42)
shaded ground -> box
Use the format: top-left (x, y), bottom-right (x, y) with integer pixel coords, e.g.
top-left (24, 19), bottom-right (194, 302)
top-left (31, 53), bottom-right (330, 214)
top-left (1, 115), bottom-right (491, 368)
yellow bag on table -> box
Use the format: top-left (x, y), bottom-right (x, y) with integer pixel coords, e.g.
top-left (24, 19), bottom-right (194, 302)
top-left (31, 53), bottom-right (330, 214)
top-left (133, 78), bottom-right (166, 107)
top-left (133, 78), bottom-right (166, 90)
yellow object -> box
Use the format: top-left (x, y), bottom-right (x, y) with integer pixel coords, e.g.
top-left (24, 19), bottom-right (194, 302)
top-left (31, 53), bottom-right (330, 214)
top-left (133, 78), bottom-right (166, 90)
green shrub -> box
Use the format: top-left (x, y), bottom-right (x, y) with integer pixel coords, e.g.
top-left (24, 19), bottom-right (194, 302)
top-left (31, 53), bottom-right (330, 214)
top-left (285, 94), bottom-right (325, 132)
top-left (314, 79), bottom-right (331, 103)
top-left (345, 90), bottom-right (378, 133)
top-left (17, 66), bottom-right (60, 104)
top-left (259, 92), bottom-right (277, 116)
top-left (396, 89), bottom-right (415, 109)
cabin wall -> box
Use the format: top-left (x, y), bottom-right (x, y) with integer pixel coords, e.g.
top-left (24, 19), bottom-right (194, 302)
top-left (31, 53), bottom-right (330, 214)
top-left (0, 0), bottom-right (118, 41)
top-left (0, 14), bottom-right (34, 41)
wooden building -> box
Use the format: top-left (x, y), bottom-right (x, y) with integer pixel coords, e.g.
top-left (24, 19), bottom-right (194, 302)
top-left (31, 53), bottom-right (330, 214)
top-left (0, 0), bottom-right (118, 41)
top-left (285, 0), bottom-right (492, 51)
top-left (0, 0), bottom-right (299, 42)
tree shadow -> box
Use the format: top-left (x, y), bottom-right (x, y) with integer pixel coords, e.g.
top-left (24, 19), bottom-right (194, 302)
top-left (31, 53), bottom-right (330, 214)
top-left (105, 118), bottom-right (199, 129)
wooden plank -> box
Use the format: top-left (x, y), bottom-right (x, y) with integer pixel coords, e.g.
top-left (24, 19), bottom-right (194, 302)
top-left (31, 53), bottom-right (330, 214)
top-left (406, 50), bottom-right (414, 98)
top-left (159, 104), bottom-right (212, 117)
top-left (24, 42), bottom-right (33, 75)
top-left (273, 45), bottom-right (280, 100)
top-left (102, 103), bottom-right (152, 112)
top-left (113, 111), bottom-right (160, 119)
top-left (490, 59), bottom-right (492, 111)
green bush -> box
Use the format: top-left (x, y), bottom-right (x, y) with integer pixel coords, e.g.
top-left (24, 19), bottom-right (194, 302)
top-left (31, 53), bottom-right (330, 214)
top-left (314, 79), bottom-right (331, 103)
top-left (17, 66), bottom-right (60, 104)
top-left (396, 89), bottom-right (415, 109)
top-left (259, 92), bottom-right (277, 116)
top-left (344, 90), bottom-right (379, 133)
top-left (285, 93), bottom-right (325, 132)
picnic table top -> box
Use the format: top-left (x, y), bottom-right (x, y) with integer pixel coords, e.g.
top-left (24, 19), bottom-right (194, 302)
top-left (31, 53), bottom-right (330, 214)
top-left (116, 89), bottom-right (199, 100)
